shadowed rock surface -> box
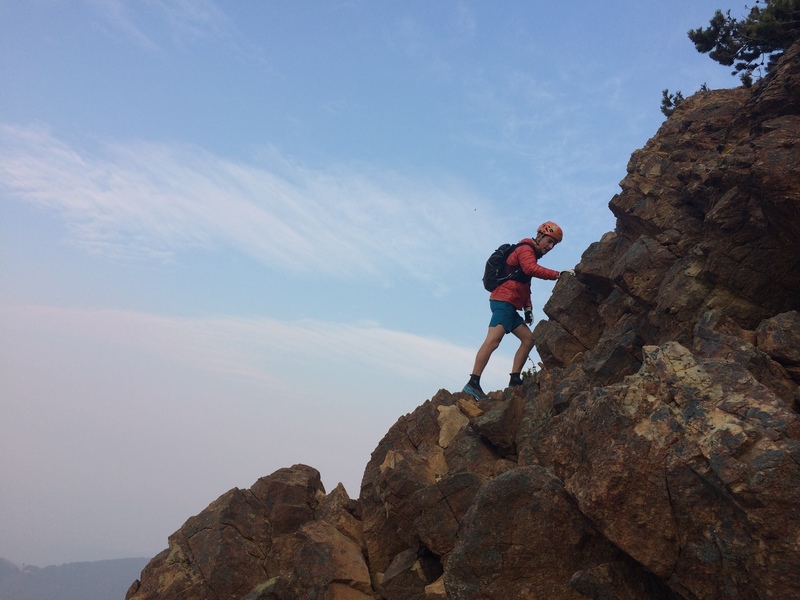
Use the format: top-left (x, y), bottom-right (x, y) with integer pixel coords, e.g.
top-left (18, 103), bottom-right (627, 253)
top-left (128, 43), bottom-right (800, 600)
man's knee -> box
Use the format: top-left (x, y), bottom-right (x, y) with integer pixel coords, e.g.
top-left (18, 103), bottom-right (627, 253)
top-left (483, 336), bottom-right (503, 352)
top-left (512, 325), bottom-right (533, 344)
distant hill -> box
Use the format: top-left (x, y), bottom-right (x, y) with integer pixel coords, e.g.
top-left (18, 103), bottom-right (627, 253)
top-left (0, 557), bottom-right (149, 600)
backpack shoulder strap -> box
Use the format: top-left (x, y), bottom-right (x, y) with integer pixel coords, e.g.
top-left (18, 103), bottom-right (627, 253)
top-left (506, 241), bottom-right (536, 283)
top-left (506, 240), bottom-right (534, 262)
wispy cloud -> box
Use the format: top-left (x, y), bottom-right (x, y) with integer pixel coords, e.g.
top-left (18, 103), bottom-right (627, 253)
top-left (0, 124), bottom-right (495, 281)
top-left (86, 0), bottom-right (160, 51)
top-left (0, 304), bottom-right (481, 400)
top-left (152, 0), bottom-right (231, 44)
top-left (86, 0), bottom-right (233, 51)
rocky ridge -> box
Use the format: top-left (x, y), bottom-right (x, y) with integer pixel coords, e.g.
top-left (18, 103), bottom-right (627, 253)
top-left (127, 43), bottom-right (800, 600)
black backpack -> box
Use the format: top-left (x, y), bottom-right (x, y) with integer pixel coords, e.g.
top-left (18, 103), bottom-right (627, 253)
top-left (482, 242), bottom-right (534, 292)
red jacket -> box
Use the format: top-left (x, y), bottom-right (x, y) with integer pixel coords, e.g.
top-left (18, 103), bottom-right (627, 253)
top-left (490, 238), bottom-right (560, 310)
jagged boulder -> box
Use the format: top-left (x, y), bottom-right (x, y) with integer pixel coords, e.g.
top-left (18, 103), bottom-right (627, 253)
top-left (523, 340), bottom-right (800, 598)
top-left (125, 465), bottom-right (371, 600)
top-left (444, 466), bottom-right (623, 599)
top-left (535, 42), bottom-right (800, 386)
top-left (359, 386), bottom-right (684, 600)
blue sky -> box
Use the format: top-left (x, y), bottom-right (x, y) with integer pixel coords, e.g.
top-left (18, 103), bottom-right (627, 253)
top-left (1, 0), bottom-right (738, 567)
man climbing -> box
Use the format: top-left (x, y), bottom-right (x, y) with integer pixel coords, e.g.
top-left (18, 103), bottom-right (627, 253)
top-left (463, 221), bottom-right (570, 400)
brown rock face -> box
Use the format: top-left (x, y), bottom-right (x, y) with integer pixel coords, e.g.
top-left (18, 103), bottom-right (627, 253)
top-left (129, 44), bottom-right (800, 600)
top-left (126, 465), bottom-right (371, 600)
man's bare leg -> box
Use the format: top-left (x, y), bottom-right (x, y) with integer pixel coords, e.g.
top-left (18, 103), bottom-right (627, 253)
top-left (510, 323), bottom-right (534, 374)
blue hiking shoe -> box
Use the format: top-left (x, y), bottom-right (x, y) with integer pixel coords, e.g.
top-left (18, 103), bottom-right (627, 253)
top-left (463, 381), bottom-right (488, 400)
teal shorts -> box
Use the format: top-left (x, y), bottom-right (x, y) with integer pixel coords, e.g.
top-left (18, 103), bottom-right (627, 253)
top-left (489, 300), bottom-right (524, 333)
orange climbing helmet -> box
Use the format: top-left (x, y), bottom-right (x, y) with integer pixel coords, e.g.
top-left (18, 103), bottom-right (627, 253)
top-left (537, 221), bottom-right (563, 243)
